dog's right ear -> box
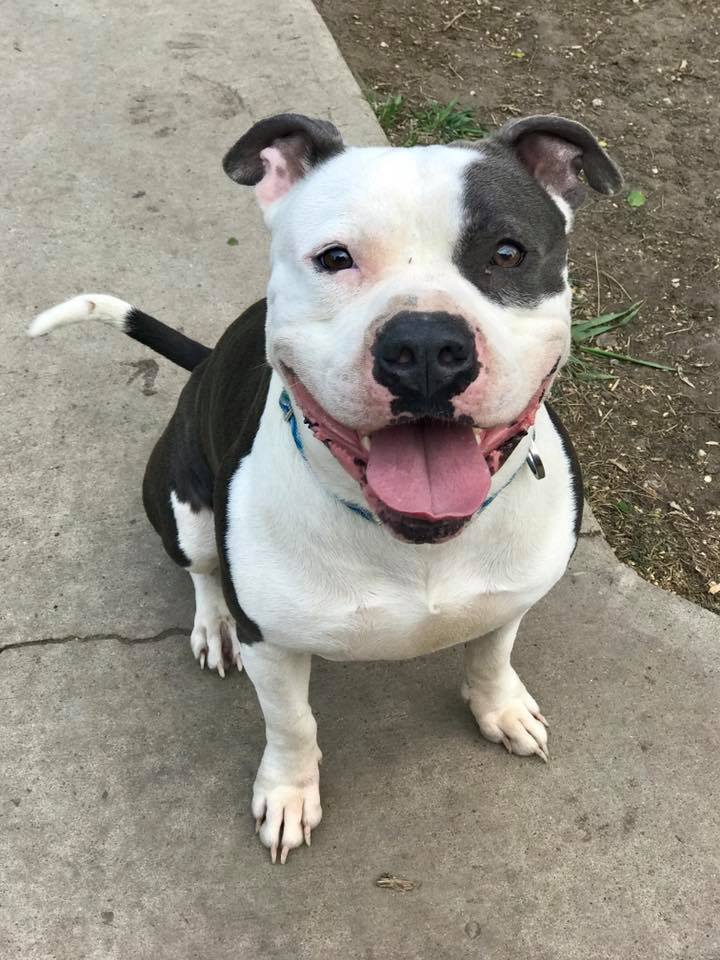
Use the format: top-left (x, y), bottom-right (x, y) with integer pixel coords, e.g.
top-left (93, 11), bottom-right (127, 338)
top-left (223, 113), bottom-right (345, 210)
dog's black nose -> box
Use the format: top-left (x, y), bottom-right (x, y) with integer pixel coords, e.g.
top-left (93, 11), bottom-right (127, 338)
top-left (372, 311), bottom-right (479, 416)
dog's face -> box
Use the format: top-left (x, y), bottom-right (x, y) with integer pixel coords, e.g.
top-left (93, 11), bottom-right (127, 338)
top-left (224, 114), bottom-right (621, 542)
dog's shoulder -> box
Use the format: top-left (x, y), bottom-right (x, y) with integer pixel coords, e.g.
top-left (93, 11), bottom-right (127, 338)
top-left (193, 299), bottom-right (270, 642)
top-left (196, 299), bottom-right (272, 471)
top-left (211, 297), bottom-right (268, 364)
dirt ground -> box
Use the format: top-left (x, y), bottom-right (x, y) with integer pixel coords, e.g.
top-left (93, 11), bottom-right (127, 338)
top-left (314, 0), bottom-right (720, 611)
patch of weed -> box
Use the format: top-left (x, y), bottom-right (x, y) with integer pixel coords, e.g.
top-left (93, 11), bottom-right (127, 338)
top-left (367, 91), bottom-right (405, 133)
top-left (568, 301), bottom-right (674, 379)
top-left (367, 91), bottom-right (487, 146)
top-left (407, 99), bottom-right (488, 145)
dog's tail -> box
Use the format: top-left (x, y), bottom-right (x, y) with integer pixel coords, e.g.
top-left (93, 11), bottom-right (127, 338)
top-left (28, 294), bottom-right (212, 372)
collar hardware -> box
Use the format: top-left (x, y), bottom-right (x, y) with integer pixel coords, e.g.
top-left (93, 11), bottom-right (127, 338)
top-left (526, 439), bottom-right (546, 480)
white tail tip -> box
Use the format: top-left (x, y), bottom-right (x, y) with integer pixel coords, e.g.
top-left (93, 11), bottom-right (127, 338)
top-left (28, 294), bottom-right (133, 338)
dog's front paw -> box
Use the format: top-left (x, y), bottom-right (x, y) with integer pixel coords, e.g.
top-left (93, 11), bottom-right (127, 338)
top-left (252, 748), bottom-right (322, 864)
top-left (464, 680), bottom-right (549, 762)
top-left (190, 612), bottom-right (242, 677)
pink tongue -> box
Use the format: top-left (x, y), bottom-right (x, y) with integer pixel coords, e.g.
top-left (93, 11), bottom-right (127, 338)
top-left (366, 421), bottom-right (492, 521)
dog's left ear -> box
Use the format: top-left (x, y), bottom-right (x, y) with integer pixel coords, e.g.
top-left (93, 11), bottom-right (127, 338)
top-left (495, 114), bottom-right (623, 210)
top-left (223, 113), bottom-right (344, 210)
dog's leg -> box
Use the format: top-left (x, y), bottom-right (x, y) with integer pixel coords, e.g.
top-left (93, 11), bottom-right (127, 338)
top-left (461, 616), bottom-right (549, 762)
top-left (170, 494), bottom-right (242, 676)
top-left (242, 642), bottom-right (322, 864)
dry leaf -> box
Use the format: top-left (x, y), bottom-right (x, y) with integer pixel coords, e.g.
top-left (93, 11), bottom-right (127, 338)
top-left (376, 873), bottom-right (419, 893)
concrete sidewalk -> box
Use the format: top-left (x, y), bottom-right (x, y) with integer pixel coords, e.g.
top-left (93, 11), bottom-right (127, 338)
top-left (1, 2), bottom-right (718, 958)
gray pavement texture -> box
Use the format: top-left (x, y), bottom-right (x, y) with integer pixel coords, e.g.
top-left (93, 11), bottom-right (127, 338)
top-left (1, 1), bottom-right (718, 958)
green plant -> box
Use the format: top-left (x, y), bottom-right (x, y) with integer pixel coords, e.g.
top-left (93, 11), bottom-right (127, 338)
top-left (367, 92), bottom-right (488, 146)
top-left (569, 301), bottom-right (674, 379)
top-left (367, 92), bottom-right (405, 133)
top-left (626, 190), bottom-right (647, 208)
top-left (407, 99), bottom-right (488, 144)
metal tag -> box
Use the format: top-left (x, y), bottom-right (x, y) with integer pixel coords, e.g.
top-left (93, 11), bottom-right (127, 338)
top-left (526, 440), bottom-right (546, 480)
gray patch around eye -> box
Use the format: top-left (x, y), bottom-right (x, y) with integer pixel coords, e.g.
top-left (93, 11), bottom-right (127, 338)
top-left (454, 148), bottom-right (569, 307)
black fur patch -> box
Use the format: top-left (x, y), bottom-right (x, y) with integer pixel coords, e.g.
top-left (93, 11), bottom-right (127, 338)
top-left (454, 143), bottom-right (568, 307)
top-left (142, 362), bottom-right (214, 566)
top-left (143, 300), bottom-right (271, 643)
top-left (213, 450), bottom-right (263, 644)
top-left (201, 302), bottom-right (271, 642)
top-left (545, 401), bottom-right (584, 541)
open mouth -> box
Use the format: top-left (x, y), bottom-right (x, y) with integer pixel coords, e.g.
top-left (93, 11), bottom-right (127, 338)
top-left (284, 367), bottom-right (556, 543)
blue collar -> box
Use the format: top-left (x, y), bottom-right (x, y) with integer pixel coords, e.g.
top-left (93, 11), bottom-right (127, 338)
top-left (279, 389), bottom-right (529, 525)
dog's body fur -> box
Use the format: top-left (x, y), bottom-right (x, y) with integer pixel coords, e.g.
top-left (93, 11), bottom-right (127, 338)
top-left (31, 112), bottom-right (621, 863)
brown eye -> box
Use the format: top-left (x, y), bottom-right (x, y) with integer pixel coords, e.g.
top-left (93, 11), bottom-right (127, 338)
top-left (492, 241), bottom-right (525, 268)
top-left (316, 246), bottom-right (354, 272)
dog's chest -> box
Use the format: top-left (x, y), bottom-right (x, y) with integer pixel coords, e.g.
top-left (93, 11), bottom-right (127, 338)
top-left (320, 568), bottom-right (523, 660)
top-left (233, 527), bottom-right (540, 661)
top-left (226, 411), bottom-right (573, 661)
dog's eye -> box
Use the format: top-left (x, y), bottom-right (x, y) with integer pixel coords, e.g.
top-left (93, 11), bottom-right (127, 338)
top-left (316, 246), bottom-right (354, 272)
top-left (491, 241), bottom-right (525, 268)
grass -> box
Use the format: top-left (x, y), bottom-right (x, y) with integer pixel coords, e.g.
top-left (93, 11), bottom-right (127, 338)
top-left (368, 92), bottom-right (404, 132)
top-left (569, 301), bottom-right (675, 380)
top-left (408, 100), bottom-right (488, 145)
top-left (367, 92), bottom-right (487, 146)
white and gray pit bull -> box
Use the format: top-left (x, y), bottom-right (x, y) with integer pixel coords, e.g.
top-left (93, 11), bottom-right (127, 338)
top-left (31, 112), bottom-right (622, 863)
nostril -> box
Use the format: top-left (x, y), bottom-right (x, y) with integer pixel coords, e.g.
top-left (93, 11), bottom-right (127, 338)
top-left (383, 345), bottom-right (416, 368)
top-left (396, 346), bottom-right (415, 367)
top-left (437, 344), bottom-right (468, 368)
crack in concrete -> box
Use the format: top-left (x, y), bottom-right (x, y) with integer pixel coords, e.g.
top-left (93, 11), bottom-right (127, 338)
top-left (0, 626), bottom-right (190, 656)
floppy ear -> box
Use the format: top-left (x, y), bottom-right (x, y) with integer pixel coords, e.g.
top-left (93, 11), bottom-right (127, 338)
top-left (223, 113), bottom-right (345, 210)
top-left (495, 114), bottom-right (623, 210)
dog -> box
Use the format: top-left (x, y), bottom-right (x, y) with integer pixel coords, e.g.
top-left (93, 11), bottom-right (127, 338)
top-left (30, 112), bottom-right (622, 863)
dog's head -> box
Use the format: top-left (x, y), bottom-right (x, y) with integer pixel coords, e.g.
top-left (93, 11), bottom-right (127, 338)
top-left (224, 113), bottom-right (621, 543)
